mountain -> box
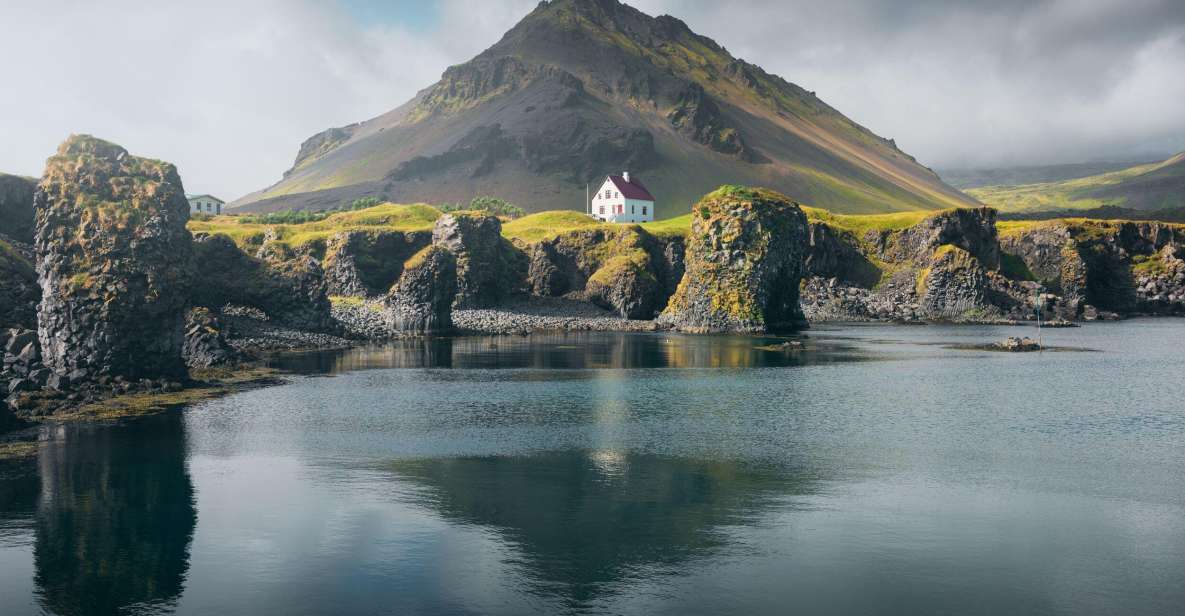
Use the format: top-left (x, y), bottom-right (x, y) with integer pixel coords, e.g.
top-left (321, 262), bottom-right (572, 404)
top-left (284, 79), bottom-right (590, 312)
top-left (937, 160), bottom-right (1159, 190)
top-left (234, 0), bottom-right (977, 216)
top-left (969, 152), bottom-right (1185, 212)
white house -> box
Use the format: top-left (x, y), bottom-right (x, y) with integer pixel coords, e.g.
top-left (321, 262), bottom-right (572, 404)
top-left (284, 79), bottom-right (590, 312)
top-left (590, 172), bottom-right (655, 223)
top-left (187, 194), bottom-right (224, 215)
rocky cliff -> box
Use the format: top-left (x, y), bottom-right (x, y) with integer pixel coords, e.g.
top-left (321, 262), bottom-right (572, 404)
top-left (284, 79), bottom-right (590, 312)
top-left (0, 173), bottom-right (37, 243)
top-left (799, 208), bottom-right (1185, 322)
top-left (431, 213), bottom-right (526, 308)
top-left (34, 135), bottom-right (194, 382)
top-left (0, 238), bottom-right (39, 330)
top-left (659, 186), bottom-right (809, 332)
top-left (190, 234), bottom-right (335, 332)
top-left (523, 226), bottom-right (682, 319)
top-left (386, 246), bottom-right (457, 334)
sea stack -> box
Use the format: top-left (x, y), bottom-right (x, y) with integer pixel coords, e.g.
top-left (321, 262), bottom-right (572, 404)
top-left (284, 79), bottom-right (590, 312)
top-left (33, 135), bottom-right (193, 382)
top-left (659, 186), bottom-right (809, 333)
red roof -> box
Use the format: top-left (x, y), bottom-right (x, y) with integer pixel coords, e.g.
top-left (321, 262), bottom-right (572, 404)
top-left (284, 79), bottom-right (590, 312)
top-left (607, 175), bottom-right (655, 201)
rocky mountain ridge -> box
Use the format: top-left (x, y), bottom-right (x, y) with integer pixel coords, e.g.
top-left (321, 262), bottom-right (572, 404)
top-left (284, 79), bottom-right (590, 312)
top-left (235, 0), bottom-right (975, 217)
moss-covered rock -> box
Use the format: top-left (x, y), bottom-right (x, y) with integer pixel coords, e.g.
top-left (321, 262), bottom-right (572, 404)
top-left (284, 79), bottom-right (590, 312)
top-left (190, 234), bottom-right (334, 331)
top-left (431, 213), bottom-right (525, 308)
top-left (386, 246), bottom-right (456, 334)
top-left (323, 230), bottom-right (431, 297)
top-left (182, 307), bottom-right (241, 369)
top-left (659, 186), bottom-right (809, 332)
top-left (916, 245), bottom-right (994, 319)
top-left (34, 135), bottom-right (193, 381)
top-left (0, 238), bottom-right (39, 329)
top-left (523, 225), bottom-right (677, 319)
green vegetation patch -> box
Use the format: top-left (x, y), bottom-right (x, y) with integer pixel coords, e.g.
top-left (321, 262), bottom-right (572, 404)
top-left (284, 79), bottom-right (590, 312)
top-left (501, 211), bottom-right (604, 243)
top-left (188, 203), bottom-right (442, 250)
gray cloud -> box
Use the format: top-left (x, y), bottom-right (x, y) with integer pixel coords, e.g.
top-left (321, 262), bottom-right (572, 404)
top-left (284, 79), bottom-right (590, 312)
top-left (633, 0), bottom-right (1185, 168)
top-left (1, 0), bottom-right (1183, 200)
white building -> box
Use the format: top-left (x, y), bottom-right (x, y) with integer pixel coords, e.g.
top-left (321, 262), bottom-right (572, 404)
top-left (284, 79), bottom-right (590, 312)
top-left (187, 194), bottom-right (224, 215)
top-left (590, 172), bottom-right (655, 223)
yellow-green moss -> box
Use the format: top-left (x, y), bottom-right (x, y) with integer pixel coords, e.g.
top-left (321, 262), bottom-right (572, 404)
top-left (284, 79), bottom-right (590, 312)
top-left (501, 211), bottom-right (603, 243)
top-left (187, 203), bottom-right (441, 250)
top-left (51, 367), bottom-right (280, 422)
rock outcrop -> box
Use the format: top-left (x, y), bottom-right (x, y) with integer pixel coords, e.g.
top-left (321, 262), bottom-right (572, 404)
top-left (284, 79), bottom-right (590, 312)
top-left (386, 246), bottom-right (456, 334)
top-left (323, 230), bottom-right (432, 297)
top-left (916, 245), bottom-right (992, 319)
top-left (190, 235), bottom-right (335, 332)
top-left (0, 173), bottom-right (37, 243)
top-left (431, 213), bottom-right (525, 308)
top-left (524, 226), bottom-right (681, 319)
top-left (0, 238), bottom-right (39, 330)
top-left (182, 307), bottom-right (242, 369)
top-left (659, 186), bottom-right (809, 332)
top-left (33, 135), bottom-right (193, 382)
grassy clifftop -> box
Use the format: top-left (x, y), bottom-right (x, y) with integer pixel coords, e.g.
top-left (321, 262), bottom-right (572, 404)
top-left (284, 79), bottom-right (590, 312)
top-left (188, 203), bottom-right (441, 248)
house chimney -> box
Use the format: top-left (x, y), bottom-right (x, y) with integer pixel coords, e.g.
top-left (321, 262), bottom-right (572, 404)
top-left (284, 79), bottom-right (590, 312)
top-left (623, 171), bottom-right (630, 183)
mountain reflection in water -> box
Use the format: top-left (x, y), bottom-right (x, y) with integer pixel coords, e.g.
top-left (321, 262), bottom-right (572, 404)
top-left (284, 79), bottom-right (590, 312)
top-left (386, 451), bottom-right (820, 607)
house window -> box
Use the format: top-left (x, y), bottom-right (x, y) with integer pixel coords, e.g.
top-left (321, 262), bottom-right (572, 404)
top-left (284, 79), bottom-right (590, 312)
top-left (615, 192), bottom-right (620, 198)
top-left (631, 205), bottom-right (635, 214)
top-left (642, 206), bottom-right (647, 215)
top-left (599, 205), bottom-right (604, 215)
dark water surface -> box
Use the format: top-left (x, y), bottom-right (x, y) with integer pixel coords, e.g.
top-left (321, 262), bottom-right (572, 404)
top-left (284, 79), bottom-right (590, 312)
top-left (2, 321), bottom-right (1184, 615)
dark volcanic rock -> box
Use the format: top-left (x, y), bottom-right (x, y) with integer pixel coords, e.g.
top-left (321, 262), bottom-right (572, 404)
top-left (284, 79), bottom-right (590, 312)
top-left (0, 238), bottom-right (40, 329)
top-left (878, 207), bottom-right (1001, 268)
top-left (386, 246), bottom-right (456, 334)
top-left (323, 230), bottom-right (432, 297)
top-left (34, 135), bottom-right (193, 382)
top-left (431, 213), bottom-right (525, 308)
top-left (182, 307), bottom-right (242, 369)
top-left (190, 235), bottom-right (335, 332)
top-left (0, 173), bottom-right (37, 243)
top-left (523, 226), bottom-right (678, 319)
top-left (658, 186), bottom-right (809, 332)
top-left (917, 246), bottom-right (992, 319)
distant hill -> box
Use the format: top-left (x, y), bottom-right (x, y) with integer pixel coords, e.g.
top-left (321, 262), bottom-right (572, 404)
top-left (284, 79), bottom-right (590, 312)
top-left (969, 152), bottom-right (1185, 212)
top-left (233, 0), bottom-right (975, 217)
top-left (938, 160), bottom-right (1158, 190)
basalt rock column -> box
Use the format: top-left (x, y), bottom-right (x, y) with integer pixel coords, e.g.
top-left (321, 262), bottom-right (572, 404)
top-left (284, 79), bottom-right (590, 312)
top-left (34, 135), bottom-right (193, 381)
top-left (386, 246), bottom-right (457, 334)
top-left (659, 186), bottom-right (809, 332)
top-left (431, 213), bottom-right (524, 308)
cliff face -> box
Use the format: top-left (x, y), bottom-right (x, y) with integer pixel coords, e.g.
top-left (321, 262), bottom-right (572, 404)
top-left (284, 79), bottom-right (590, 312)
top-left (0, 239), bottom-right (39, 330)
top-left (0, 173), bottom-right (37, 244)
top-left (523, 226), bottom-right (682, 319)
top-left (659, 187), bottom-right (809, 332)
top-left (189, 235), bottom-right (335, 332)
top-left (800, 208), bottom-right (1185, 322)
top-left (34, 135), bottom-right (194, 382)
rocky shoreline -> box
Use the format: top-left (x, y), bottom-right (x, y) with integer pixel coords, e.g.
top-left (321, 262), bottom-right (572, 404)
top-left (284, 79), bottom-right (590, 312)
top-left (4, 135), bottom-right (1185, 436)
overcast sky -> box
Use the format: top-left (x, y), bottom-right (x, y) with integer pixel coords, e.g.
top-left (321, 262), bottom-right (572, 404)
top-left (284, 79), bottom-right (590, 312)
top-left (2, 0), bottom-right (1183, 199)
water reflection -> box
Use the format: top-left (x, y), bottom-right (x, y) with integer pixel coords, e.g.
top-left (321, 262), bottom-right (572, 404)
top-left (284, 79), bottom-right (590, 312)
top-left (275, 332), bottom-right (874, 374)
top-left (32, 416), bottom-right (196, 616)
top-left (387, 451), bottom-right (821, 608)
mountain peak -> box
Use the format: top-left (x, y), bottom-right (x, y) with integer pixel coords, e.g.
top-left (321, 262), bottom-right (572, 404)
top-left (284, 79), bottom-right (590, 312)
top-left (235, 0), bottom-right (975, 216)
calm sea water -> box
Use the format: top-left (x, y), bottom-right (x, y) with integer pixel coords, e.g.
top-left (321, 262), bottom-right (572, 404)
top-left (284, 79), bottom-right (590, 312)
top-left (2, 320), bottom-right (1184, 615)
